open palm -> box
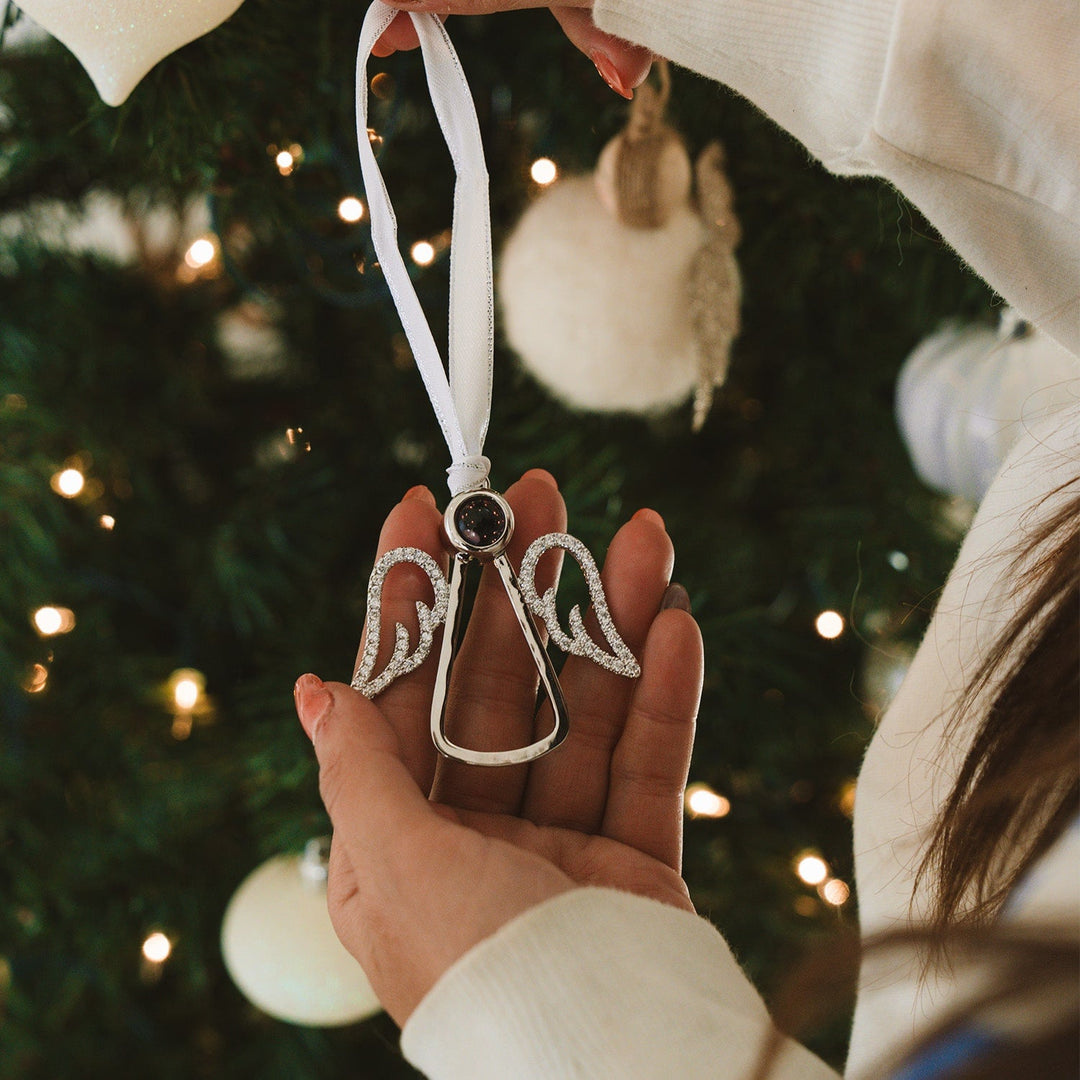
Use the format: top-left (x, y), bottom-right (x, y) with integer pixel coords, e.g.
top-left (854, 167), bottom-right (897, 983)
top-left (296, 469), bottom-right (703, 1024)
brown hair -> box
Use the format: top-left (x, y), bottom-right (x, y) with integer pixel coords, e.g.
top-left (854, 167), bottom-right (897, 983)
top-left (915, 480), bottom-right (1079, 941)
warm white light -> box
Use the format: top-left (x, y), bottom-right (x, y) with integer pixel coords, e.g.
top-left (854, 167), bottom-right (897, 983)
top-left (530, 157), bottom-right (558, 185)
top-left (685, 783), bottom-right (731, 819)
top-left (53, 467), bottom-right (85, 497)
top-left (32, 606), bottom-right (75, 636)
top-left (795, 854), bottom-right (829, 886)
top-left (821, 878), bottom-right (851, 906)
top-left (168, 668), bottom-right (206, 714)
top-left (338, 197), bottom-right (364, 223)
top-left (99, 514), bottom-right (116, 530)
top-left (815, 610), bottom-right (845, 639)
top-left (410, 241), bottom-right (435, 266)
top-left (275, 149), bottom-right (295, 175)
top-left (837, 779), bottom-right (857, 819)
top-left (142, 932), bottom-right (172, 963)
top-left (23, 663), bottom-right (48, 693)
top-left (174, 678), bottom-right (200, 711)
top-left (184, 237), bottom-right (216, 269)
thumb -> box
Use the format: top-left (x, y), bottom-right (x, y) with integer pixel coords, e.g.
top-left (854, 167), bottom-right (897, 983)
top-left (294, 675), bottom-right (441, 858)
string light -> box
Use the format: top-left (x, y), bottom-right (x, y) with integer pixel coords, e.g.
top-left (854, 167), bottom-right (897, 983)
top-left (795, 852), bottom-right (829, 886)
top-left (410, 240), bottom-right (436, 266)
top-left (338, 197), bottom-right (365, 223)
top-left (888, 550), bottom-right (910, 572)
top-left (821, 878), bottom-right (851, 906)
top-left (22, 663), bottom-right (49, 694)
top-left (530, 157), bottom-right (558, 185)
top-left (814, 609), bottom-right (845, 639)
top-left (184, 237), bottom-right (217, 269)
top-left (166, 668), bottom-right (210, 739)
top-left (684, 782), bottom-right (731, 819)
top-left (837, 779), bottom-right (857, 818)
top-left (32, 606), bottom-right (75, 636)
top-left (51, 467), bottom-right (85, 498)
top-left (99, 514), bottom-right (116, 530)
top-left (142, 932), bottom-right (172, 963)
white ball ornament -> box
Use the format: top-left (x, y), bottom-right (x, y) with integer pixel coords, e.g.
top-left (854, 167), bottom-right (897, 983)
top-left (499, 175), bottom-right (706, 413)
top-left (896, 309), bottom-right (1079, 503)
top-left (499, 63), bottom-right (740, 422)
top-left (221, 839), bottom-right (381, 1027)
top-left (15, 0), bottom-right (245, 106)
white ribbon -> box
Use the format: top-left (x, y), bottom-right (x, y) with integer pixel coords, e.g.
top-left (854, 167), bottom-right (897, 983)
top-left (355, 1), bottom-right (494, 495)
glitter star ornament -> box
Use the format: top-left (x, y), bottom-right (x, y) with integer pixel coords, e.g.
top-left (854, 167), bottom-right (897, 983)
top-left (17, 0), bottom-right (245, 105)
top-left (347, 4), bottom-right (642, 766)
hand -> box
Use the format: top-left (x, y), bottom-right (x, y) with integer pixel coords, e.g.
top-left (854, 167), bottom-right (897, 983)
top-left (371, 1), bottom-right (653, 101)
top-left (294, 469), bottom-right (703, 1025)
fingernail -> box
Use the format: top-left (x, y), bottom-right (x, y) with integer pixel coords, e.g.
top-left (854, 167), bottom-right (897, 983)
top-left (294, 674), bottom-right (331, 744)
top-left (521, 468), bottom-right (558, 490)
top-left (589, 49), bottom-right (633, 100)
top-left (403, 484), bottom-right (436, 506)
top-left (661, 583), bottom-right (691, 613)
top-left (632, 507), bottom-right (665, 529)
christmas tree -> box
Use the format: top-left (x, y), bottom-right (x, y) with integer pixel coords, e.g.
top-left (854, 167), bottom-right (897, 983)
top-left (1, 2), bottom-right (993, 1075)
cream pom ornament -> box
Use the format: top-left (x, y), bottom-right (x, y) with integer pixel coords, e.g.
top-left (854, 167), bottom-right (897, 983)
top-left (14, 0), bottom-right (245, 105)
top-left (221, 839), bottom-right (381, 1027)
top-left (499, 63), bottom-right (741, 426)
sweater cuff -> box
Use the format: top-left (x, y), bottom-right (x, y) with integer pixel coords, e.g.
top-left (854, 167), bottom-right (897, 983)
top-left (593, 0), bottom-right (898, 171)
top-left (401, 887), bottom-right (839, 1080)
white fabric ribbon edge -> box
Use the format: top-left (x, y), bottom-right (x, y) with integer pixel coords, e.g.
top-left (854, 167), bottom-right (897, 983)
top-left (355, 1), bottom-right (494, 495)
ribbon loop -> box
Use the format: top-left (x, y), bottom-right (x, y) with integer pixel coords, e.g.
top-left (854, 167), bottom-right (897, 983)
top-left (355, 1), bottom-right (494, 495)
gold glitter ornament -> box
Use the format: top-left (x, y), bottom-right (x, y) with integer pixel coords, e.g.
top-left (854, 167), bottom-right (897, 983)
top-left (689, 143), bottom-right (742, 431)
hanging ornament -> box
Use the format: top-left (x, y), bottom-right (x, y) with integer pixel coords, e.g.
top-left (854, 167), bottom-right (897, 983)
top-left (499, 62), bottom-right (741, 423)
top-left (215, 298), bottom-right (290, 381)
top-left (15, 0), bottom-right (244, 106)
top-left (688, 143), bottom-right (742, 430)
top-left (221, 839), bottom-right (381, 1026)
top-left (896, 308), bottom-right (1079, 503)
top-left (349, 3), bottom-right (641, 767)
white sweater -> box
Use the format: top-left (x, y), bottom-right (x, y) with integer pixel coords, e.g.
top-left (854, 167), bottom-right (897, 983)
top-left (401, 2), bottom-right (1080, 1077)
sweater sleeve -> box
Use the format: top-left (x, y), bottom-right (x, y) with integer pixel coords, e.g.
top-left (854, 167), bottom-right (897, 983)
top-left (592, 0), bottom-right (1080, 355)
top-left (401, 887), bottom-right (840, 1080)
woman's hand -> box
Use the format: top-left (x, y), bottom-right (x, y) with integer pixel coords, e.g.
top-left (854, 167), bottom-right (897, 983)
top-left (294, 469), bottom-right (703, 1025)
top-left (371, 1), bottom-right (652, 100)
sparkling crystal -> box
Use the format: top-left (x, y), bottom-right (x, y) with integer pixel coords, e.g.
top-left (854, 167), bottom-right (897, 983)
top-left (453, 493), bottom-right (507, 548)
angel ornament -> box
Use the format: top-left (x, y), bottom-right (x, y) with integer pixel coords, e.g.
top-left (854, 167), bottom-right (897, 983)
top-left (348, 3), bottom-right (640, 766)
top-left (353, 488), bottom-right (640, 766)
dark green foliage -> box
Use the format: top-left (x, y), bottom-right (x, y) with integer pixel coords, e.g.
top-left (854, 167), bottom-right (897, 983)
top-left (1, 3), bottom-right (990, 1075)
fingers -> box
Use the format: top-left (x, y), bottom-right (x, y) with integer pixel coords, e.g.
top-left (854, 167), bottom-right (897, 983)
top-left (372, 2), bottom-right (653, 104)
top-left (430, 469), bottom-right (567, 813)
top-left (354, 486), bottom-right (446, 793)
top-left (601, 607), bottom-right (702, 871)
top-left (522, 510), bottom-right (673, 831)
top-left (551, 7), bottom-right (653, 98)
top-left (295, 676), bottom-right (574, 1025)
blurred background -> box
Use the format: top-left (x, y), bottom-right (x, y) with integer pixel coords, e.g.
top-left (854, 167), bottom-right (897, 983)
top-left (0, 0), bottom-right (1003, 1074)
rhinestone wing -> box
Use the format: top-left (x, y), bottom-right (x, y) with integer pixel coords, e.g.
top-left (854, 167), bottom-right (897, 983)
top-left (518, 533), bottom-right (641, 678)
top-left (352, 547), bottom-right (450, 698)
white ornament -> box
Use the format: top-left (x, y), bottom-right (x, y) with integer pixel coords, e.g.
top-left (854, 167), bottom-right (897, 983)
top-left (0, 189), bottom-right (210, 268)
top-left (896, 309), bottom-right (1079, 503)
top-left (15, 0), bottom-right (245, 106)
top-left (221, 840), bottom-right (381, 1027)
top-left (499, 176), bottom-right (706, 413)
